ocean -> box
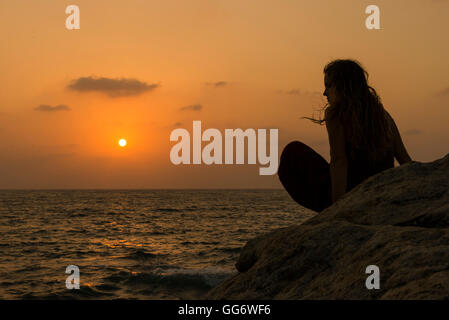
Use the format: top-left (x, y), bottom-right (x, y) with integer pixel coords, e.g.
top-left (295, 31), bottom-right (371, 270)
top-left (0, 189), bottom-right (315, 299)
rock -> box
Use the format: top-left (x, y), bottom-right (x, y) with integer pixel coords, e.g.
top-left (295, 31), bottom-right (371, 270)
top-left (206, 153), bottom-right (449, 299)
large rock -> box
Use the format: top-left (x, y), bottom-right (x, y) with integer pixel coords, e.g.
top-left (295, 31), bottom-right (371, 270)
top-left (207, 153), bottom-right (449, 299)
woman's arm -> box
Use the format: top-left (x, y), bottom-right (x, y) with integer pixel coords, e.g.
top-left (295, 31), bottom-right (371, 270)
top-left (325, 112), bottom-right (348, 203)
top-left (386, 111), bottom-right (412, 165)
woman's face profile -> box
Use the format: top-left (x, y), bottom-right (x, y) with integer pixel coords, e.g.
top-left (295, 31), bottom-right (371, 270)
top-left (323, 73), bottom-right (339, 106)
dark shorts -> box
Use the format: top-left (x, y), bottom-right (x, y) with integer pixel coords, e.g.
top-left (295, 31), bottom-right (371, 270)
top-left (277, 141), bottom-right (332, 212)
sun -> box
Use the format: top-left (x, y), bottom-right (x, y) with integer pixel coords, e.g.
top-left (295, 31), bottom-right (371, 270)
top-left (118, 139), bottom-right (127, 147)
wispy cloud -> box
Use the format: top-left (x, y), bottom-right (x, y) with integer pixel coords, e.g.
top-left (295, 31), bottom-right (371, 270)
top-left (179, 104), bottom-right (203, 111)
top-left (34, 104), bottom-right (71, 112)
top-left (278, 89), bottom-right (321, 96)
top-left (438, 86), bottom-right (449, 96)
top-left (205, 81), bottom-right (228, 87)
top-left (68, 76), bottom-right (159, 97)
top-left (285, 89), bottom-right (301, 95)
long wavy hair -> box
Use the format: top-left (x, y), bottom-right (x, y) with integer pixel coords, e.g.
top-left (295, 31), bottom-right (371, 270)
top-left (304, 59), bottom-right (394, 163)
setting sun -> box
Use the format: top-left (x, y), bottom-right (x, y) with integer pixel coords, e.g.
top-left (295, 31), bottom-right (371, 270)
top-left (118, 139), bottom-right (127, 147)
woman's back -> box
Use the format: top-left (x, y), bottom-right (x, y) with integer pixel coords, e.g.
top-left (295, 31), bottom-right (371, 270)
top-left (342, 110), bottom-right (409, 192)
top-left (344, 128), bottom-right (394, 192)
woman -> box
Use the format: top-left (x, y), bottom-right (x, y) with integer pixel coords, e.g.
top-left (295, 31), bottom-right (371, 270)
top-left (278, 59), bottom-right (412, 212)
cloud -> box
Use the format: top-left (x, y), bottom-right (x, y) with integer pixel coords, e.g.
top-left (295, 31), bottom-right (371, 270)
top-left (179, 104), bottom-right (203, 111)
top-left (205, 81), bottom-right (228, 87)
top-left (438, 87), bottom-right (449, 96)
top-left (68, 76), bottom-right (159, 97)
top-left (279, 89), bottom-right (322, 96)
top-left (404, 129), bottom-right (422, 135)
top-left (285, 89), bottom-right (301, 95)
top-left (34, 104), bottom-right (71, 112)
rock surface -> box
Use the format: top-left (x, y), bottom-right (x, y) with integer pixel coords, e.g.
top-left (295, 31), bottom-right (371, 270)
top-left (207, 153), bottom-right (449, 299)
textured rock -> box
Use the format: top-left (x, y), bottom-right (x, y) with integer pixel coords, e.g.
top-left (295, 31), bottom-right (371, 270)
top-left (207, 153), bottom-right (449, 299)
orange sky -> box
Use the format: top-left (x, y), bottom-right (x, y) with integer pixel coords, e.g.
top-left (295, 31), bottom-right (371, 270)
top-left (0, 0), bottom-right (448, 189)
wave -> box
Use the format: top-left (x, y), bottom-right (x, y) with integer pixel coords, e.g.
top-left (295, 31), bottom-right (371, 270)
top-left (216, 246), bottom-right (242, 253)
top-left (31, 266), bottom-right (236, 299)
top-left (154, 206), bottom-right (202, 213)
top-left (108, 266), bottom-right (236, 291)
top-left (120, 248), bottom-right (166, 261)
top-left (155, 208), bottom-right (181, 212)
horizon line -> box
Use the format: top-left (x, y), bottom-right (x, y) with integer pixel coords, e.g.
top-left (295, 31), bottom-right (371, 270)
top-left (0, 188), bottom-right (284, 191)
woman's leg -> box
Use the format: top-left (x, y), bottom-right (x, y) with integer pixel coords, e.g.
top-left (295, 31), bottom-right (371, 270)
top-left (277, 141), bottom-right (332, 212)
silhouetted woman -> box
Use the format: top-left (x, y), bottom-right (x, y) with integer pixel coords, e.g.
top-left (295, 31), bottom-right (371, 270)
top-left (278, 59), bottom-right (412, 212)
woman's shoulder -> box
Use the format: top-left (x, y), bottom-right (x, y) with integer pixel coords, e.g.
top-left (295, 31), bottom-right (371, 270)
top-left (325, 107), bottom-right (345, 143)
top-left (324, 106), bottom-right (338, 124)
top-left (383, 109), bottom-right (399, 136)
top-left (383, 108), bottom-right (394, 123)
top-left (324, 105), bottom-right (334, 117)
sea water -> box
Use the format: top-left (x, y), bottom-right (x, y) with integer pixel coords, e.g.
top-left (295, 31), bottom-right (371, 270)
top-left (0, 190), bottom-right (315, 299)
